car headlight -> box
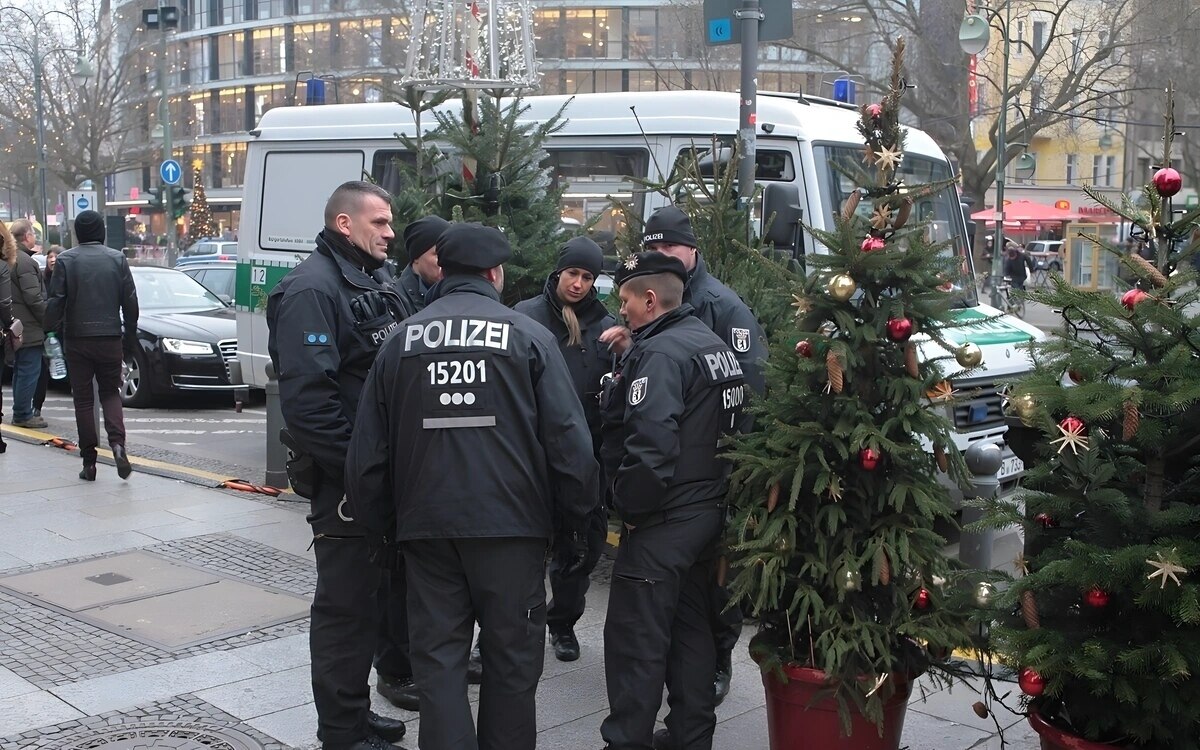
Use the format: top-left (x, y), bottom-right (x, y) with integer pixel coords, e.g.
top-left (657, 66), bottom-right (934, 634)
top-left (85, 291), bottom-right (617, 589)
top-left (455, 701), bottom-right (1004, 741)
top-left (161, 338), bottom-right (214, 355)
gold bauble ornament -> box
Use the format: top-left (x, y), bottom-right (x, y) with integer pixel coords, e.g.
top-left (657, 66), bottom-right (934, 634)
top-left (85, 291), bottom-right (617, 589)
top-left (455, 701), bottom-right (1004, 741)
top-left (840, 569), bottom-right (863, 591)
top-left (955, 342), bottom-right (983, 368)
top-left (826, 274), bottom-right (858, 303)
top-left (974, 581), bottom-right (997, 607)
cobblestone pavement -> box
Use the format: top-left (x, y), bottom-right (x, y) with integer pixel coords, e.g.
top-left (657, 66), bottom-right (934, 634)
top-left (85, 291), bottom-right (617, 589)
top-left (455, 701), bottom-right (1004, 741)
top-left (0, 436), bottom-right (1038, 749)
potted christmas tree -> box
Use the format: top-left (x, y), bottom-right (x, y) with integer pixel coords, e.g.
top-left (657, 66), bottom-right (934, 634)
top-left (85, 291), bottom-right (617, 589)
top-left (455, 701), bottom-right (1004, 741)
top-left (724, 40), bottom-right (986, 749)
top-left (975, 91), bottom-right (1200, 749)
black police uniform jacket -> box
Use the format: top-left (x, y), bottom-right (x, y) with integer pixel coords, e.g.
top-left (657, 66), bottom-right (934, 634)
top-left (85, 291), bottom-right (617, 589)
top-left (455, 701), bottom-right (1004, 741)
top-left (392, 264), bottom-right (428, 319)
top-left (686, 254), bottom-right (766, 394)
top-left (600, 304), bottom-right (745, 522)
top-left (513, 274), bottom-right (617, 446)
top-left (266, 231), bottom-right (405, 493)
top-left (346, 274), bottom-right (600, 544)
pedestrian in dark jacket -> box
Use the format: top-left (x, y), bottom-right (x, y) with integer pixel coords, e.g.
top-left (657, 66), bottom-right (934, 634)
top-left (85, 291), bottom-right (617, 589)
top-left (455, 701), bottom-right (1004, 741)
top-left (393, 215), bottom-right (449, 317)
top-left (7, 219), bottom-right (47, 427)
top-left (266, 181), bottom-right (410, 750)
top-left (44, 211), bottom-right (138, 481)
top-left (346, 222), bottom-right (599, 750)
top-left (514, 236), bottom-right (615, 662)
top-left (599, 251), bottom-right (745, 750)
top-left (0, 222), bottom-right (18, 450)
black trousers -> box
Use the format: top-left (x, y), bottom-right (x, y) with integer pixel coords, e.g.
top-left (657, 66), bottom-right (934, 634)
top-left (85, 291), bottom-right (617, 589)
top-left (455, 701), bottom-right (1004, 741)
top-left (375, 564), bottom-right (412, 680)
top-left (601, 505), bottom-right (724, 750)
top-left (712, 582), bottom-right (743, 655)
top-left (403, 537), bottom-right (548, 750)
top-left (63, 337), bottom-right (125, 461)
top-left (547, 505), bottom-right (608, 631)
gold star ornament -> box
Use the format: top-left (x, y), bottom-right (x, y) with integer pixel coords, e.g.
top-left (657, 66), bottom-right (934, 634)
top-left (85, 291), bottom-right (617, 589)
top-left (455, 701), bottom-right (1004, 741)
top-left (1146, 551), bottom-right (1187, 589)
top-left (875, 145), bottom-right (903, 171)
top-left (1050, 417), bottom-right (1089, 455)
top-left (870, 205), bottom-right (894, 231)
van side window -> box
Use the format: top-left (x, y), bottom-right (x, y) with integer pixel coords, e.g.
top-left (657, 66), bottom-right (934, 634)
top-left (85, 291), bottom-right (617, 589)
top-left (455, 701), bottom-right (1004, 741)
top-left (672, 144), bottom-right (795, 181)
top-left (371, 150), bottom-right (419, 196)
top-left (260, 150), bottom-right (366, 251)
top-left (545, 148), bottom-right (649, 243)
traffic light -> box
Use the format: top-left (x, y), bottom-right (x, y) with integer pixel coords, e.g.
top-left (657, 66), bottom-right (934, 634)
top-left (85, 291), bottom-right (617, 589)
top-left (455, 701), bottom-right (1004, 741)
top-left (170, 186), bottom-right (190, 220)
top-left (146, 187), bottom-right (163, 210)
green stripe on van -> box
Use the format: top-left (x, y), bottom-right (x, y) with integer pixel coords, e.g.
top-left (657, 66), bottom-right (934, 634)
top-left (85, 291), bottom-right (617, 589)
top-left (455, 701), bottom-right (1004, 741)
top-left (948, 308), bottom-right (1034, 345)
top-left (235, 260), bottom-right (298, 311)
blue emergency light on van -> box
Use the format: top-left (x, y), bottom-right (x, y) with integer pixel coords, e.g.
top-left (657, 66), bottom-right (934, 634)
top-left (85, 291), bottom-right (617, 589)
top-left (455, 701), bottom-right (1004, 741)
top-left (305, 77), bottom-right (326, 105)
top-left (833, 78), bottom-right (856, 104)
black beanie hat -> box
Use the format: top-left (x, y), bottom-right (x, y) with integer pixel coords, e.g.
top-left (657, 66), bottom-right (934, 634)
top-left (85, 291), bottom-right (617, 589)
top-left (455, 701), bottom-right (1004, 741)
top-left (642, 205), bottom-right (697, 248)
top-left (75, 210), bottom-right (106, 244)
top-left (615, 251), bottom-right (688, 286)
top-left (436, 222), bottom-right (512, 272)
top-left (555, 236), bottom-right (604, 276)
top-left (402, 215), bottom-right (451, 265)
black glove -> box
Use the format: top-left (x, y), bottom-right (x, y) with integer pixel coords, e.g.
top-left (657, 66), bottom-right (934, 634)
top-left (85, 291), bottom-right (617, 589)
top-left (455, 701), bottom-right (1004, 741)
top-left (558, 529), bottom-right (591, 577)
top-left (367, 535), bottom-right (404, 572)
top-left (349, 290), bottom-right (395, 325)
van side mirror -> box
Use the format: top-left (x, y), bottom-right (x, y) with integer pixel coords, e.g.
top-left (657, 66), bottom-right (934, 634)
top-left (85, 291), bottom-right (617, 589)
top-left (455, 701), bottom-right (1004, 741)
top-left (761, 183), bottom-right (803, 253)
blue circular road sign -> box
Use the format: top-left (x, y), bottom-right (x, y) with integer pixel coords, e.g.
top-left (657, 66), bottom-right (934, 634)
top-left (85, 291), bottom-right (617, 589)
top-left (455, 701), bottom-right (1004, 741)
top-left (160, 159), bottom-right (182, 185)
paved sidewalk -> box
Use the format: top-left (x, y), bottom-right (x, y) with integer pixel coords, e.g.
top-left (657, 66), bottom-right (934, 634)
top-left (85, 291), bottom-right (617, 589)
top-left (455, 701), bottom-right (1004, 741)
top-left (0, 435), bottom-right (1038, 749)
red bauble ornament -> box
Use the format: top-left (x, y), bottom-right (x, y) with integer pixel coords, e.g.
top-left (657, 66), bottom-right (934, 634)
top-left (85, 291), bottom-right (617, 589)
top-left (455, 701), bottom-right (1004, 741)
top-left (886, 317), bottom-right (914, 342)
top-left (1067, 369), bottom-right (1084, 384)
top-left (1019, 667), bottom-right (1046, 696)
top-left (1153, 167), bottom-right (1183, 198)
top-left (913, 587), bottom-right (932, 610)
top-left (1034, 513), bottom-right (1057, 528)
top-left (795, 340), bottom-right (814, 358)
top-left (1121, 288), bottom-right (1150, 310)
top-left (861, 236), bottom-right (886, 252)
top-left (1059, 416), bottom-right (1086, 435)
top-left (1084, 586), bottom-right (1110, 609)
top-left (859, 448), bottom-right (881, 471)
top-left (866, 103), bottom-right (883, 119)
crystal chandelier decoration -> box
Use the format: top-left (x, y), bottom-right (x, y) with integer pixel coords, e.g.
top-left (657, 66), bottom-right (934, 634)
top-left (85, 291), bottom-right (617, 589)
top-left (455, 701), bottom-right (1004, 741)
top-left (402, 0), bottom-right (539, 91)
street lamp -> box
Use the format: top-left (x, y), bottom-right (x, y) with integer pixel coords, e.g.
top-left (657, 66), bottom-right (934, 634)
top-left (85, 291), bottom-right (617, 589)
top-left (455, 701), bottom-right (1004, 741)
top-left (0, 6), bottom-right (93, 242)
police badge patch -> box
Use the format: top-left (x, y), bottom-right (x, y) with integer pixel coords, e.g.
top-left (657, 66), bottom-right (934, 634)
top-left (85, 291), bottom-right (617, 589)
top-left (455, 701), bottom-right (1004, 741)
top-left (731, 327), bottom-right (751, 353)
top-left (629, 376), bottom-right (648, 405)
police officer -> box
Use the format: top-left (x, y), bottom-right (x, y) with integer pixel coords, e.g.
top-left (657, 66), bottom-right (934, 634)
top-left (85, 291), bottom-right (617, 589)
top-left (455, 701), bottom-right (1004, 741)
top-left (346, 222), bottom-right (599, 750)
top-left (599, 251), bottom-right (745, 750)
top-left (601, 205), bottom-right (765, 709)
top-left (266, 180), bottom-right (408, 750)
top-left (514, 237), bottom-right (614, 662)
top-left (394, 215), bottom-right (449, 317)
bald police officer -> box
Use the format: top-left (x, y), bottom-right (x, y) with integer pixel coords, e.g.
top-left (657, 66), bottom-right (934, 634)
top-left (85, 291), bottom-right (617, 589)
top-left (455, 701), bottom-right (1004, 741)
top-left (346, 222), bottom-right (599, 750)
top-left (266, 181), bottom-right (408, 750)
top-left (600, 251), bottom-right (745, 750)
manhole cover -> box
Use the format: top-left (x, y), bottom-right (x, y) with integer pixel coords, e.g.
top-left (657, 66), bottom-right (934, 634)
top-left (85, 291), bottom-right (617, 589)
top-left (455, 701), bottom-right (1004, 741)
top-left (58, 721), bottom-right (265, 750)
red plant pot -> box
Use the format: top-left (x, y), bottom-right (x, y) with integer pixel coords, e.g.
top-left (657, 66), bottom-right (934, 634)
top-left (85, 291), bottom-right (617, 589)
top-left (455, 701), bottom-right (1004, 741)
top-left (1028, 710), bottom-right (1129, 750)
top-left (761, 664), bottom-right (912, 750)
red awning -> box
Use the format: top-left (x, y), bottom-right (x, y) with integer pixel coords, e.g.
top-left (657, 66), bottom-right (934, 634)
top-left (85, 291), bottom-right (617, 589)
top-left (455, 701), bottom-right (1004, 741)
top-left (970, 200), bottom-right (1083, 222)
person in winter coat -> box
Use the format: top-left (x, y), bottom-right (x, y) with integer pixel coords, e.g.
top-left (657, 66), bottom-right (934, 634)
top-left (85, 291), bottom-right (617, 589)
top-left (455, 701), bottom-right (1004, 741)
top-left (514, 236), bottom-right (615, 662)
top-left (33, 246), bottom-right (61, 418)
top-left (7, 219), bottom-right (46, 427)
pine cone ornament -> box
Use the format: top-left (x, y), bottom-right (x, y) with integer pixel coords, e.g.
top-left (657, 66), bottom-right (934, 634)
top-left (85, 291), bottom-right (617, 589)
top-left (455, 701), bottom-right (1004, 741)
top-left (767, 482), bottom-right (780, 512)
top-left (841, 190), bottom-right (861, 221)
top-left (1021, 590), bottom-right (1040, 629)
top-left (1128, 252), bottom-right (1168, 287)
top-left (1123, 399), bottom-right (1140, 441)
top-left (877, 548), bottom-right (892, 586)
top-left (934, 444), bottom-right (948, 473)
top-left (904, 341), bottom-right (919, 378)
top-left (826, 350), bottom-right (845, 393)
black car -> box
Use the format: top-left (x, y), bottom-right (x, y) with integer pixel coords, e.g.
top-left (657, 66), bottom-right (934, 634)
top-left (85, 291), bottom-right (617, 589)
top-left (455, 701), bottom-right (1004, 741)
top-left (179, 260), bottom-right (236, 304)
top-left (124, 267), bottom-right (238, 407)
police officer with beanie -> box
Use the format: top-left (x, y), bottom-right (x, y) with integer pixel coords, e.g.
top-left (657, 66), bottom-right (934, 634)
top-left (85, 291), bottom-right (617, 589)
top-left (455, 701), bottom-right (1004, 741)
top-left (599, 251), bottom-right (745, 750)
top-left (266, 181), bottom-right (408, 750)
top-left (514, 236), bottom-right (614, 662)
top-left (601, 204), bottom-right (765, 712)
top-left (346, 222), bottom-right (599, 750)
top-left (394, 215), bottom-right (450, 317)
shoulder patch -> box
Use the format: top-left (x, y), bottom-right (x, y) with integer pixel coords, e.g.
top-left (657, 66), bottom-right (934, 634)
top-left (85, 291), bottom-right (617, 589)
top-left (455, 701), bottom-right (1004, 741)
top-left (731, 327), bottom-right (751, 353)
top-left (304, 332), bottom-right (331, 346)
top-left (628, 376), bottom-right (648, 405)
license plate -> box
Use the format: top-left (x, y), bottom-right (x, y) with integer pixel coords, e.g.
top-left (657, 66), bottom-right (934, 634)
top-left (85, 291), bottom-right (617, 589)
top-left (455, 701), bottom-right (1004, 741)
top-left (998, 455), bottom-right (1025, 479)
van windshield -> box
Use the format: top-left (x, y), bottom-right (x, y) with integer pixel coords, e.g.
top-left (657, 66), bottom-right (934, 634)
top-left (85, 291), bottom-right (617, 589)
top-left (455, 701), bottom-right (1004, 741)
top-left (815, 145), bottom-right (977, 307)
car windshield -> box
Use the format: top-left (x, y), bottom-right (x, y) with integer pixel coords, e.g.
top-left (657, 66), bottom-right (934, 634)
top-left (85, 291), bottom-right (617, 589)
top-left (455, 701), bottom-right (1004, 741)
top-left (134, 269), bottom-right (226, 311)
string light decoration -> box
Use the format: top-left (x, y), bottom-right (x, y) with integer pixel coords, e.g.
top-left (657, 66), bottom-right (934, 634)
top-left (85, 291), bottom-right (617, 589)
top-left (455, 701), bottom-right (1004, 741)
top-left (189, 168), bottom-right (217, 240)
top-left (402, 0), bottom-right (539, 91)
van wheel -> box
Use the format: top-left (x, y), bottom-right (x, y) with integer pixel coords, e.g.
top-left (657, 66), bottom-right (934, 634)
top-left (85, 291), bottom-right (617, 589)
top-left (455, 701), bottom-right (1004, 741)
top-left (1049, 262), bottom-right (1061, 271)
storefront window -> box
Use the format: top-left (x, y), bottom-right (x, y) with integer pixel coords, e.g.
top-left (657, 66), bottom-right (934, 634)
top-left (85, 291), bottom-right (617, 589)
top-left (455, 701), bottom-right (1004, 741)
top-left (216, 33), bottom-right (246, 80)
top-left (188, 39), bottom-right (210, 84)
top-left (338, 19), bottom-right (383, 69)
top-left (627, 9), bottom-right (656, 58)
top-left (252, 27), bottom-right (287, 75)
top-left (564, 9), bottom-right (596, 58)
top-left (216, 87), bottom-right (247, 134)
top-left (218, 142), bottom-right (249, 188)
top-left (294, 23), bottom-right (333, 73)
top-left (534, 10), bottom-right (563, 58)
top-left (595, 70), bottom-right (622, 92)
top-left (253, 84), bottom-right (292, 119)
top-left (221, 0), bottom-right (244, 25)
top-left (257, 0), bottom-right (287, 20)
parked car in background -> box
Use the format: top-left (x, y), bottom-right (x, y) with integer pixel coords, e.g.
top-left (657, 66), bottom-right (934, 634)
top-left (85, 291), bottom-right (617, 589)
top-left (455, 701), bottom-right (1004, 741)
top-left (1025, 240), bottom-right (1064, 271)
top-left (124, 266), bottom-right (238, 407)
top-left (175, 240), bottom-right (236, 268)
top-left (179, 260), bottom-right (236, 304)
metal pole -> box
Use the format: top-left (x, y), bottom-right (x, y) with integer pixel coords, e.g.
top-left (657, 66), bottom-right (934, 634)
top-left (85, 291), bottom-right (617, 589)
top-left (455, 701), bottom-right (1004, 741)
top-left (158, 0), bottom-right (176, 266)
top-left (989, 0), bottom-right (1011, 309)
top-left (32, 33), bottom-right (49, 238)
top-left (736, 0), bottom-right (761, 237)
top-left (961, 442), bottom-right (1002, 570)
top-left (263, 361), bottom-right (289, 489)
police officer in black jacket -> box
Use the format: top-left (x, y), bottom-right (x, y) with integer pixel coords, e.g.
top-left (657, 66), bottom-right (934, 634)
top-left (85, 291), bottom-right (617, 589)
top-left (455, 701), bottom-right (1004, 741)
top-left (514, 236), bottom-right (615, 662)
top-left (266, 181), bottom-right (408, 750)
top-left (599, 251), bottom-right (745, 750)
top-left (346, 222), bottom-right (599, 750)
top-left (393, 215), bottom-right (449, 317)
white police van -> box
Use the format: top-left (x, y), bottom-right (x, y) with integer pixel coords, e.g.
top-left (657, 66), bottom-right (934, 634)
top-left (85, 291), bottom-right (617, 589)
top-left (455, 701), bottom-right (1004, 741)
top-left (235, 90), bottom-right (1041, 502)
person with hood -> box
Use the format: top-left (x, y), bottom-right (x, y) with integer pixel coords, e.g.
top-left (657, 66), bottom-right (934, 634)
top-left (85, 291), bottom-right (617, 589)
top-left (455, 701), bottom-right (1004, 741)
top-left (394, 215), bottom-right (450, 317)
top-left (6, 219), bottom-right (46, 427)
top-left (514, 236), bottom-right (614, 662)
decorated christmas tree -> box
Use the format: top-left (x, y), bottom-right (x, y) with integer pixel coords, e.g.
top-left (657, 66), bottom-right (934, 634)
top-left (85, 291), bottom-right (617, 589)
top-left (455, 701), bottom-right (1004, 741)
top-left (189, 170), bottom-right (218, 241)
top-left (974, 89), bottom-right (1200, 748)
top-left (724, 40), bottom-right (984, 735)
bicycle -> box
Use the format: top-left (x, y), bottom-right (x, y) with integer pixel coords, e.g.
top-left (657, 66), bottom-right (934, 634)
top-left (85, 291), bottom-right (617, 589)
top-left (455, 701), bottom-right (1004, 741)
top-left (996, 277), bottom-right (1026, 319)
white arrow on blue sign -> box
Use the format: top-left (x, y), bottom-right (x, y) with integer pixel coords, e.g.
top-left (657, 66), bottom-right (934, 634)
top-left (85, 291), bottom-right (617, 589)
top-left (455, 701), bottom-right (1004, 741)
top-left (160, 159), bottom-right (182, 185)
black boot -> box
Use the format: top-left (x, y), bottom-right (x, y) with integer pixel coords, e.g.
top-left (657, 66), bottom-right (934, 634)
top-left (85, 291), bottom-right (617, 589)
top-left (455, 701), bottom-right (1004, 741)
top-left (714, 649), bottom-right (733, 706)
top-left (652, 728), bottom-right (676, 750)
top-left (366, 711), bottom-right (406, 743)
top-left (112, 444), bottom-right (132, 479)
top-left (467, 638), bottom-right (483, 684)
top-left (376, 673), bottom-right (420, 711)
top-left (550, 626), bottom-right (581, 662)
top-left (79, 459), bottom-right (96, 482)
top-left (321, 735), bottom-right (393, 750)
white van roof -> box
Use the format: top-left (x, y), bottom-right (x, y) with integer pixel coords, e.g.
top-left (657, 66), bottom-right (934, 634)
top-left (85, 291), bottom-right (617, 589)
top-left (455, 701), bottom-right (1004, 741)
top-left (250, 90), bottom-right (948, 160)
